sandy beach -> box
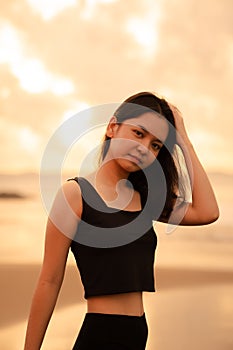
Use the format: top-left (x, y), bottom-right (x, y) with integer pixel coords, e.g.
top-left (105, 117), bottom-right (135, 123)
top-left (1, 172), bottom-right (233, 349)
top-left (1, 241), bottom-right (233, 350)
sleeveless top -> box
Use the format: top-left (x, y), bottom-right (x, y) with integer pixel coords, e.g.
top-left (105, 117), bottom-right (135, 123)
top-left (69, 177), bottom-right (157, 299)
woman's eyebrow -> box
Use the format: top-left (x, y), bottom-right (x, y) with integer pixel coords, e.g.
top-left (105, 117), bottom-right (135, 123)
top-left (136, 124), bottom-right (164, 144)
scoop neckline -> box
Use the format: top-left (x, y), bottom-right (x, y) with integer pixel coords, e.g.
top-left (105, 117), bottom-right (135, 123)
top-left (80, 177), bottom-right (142, 213)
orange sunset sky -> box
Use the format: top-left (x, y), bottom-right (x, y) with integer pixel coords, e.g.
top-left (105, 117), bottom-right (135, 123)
top-left (0, 0), bottom-right (233, 174)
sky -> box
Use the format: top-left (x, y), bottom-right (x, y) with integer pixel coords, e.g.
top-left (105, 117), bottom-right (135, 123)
top-left (0, 0), bottom-right (233, 174)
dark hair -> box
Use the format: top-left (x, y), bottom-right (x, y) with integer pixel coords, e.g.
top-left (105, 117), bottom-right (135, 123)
top-left (100, 91), bottom-right (180, 220)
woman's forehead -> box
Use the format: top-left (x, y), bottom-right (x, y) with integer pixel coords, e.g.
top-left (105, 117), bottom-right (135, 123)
top-left (121, 112), bottom-right (169, 143)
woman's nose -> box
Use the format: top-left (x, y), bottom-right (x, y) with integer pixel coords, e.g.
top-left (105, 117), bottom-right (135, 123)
top-left (136, 142), bottom-right (149, 154)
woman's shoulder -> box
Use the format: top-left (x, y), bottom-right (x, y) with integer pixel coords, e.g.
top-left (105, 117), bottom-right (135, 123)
top-left (59, 178), bottom-right (83, 217)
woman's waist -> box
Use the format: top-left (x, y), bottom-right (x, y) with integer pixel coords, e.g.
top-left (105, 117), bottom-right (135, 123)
top-left (87, 291), bottom-right (144, 316)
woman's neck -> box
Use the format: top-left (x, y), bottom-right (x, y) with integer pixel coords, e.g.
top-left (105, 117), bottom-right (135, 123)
top-left (93, 159), bottom-right (130, 188)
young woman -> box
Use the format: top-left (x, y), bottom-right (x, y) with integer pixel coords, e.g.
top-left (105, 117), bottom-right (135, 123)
top-left (24, 92), bottom-right (219, 350)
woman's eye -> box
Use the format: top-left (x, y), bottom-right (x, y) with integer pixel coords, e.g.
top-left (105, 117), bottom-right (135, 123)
top-left (152, 143), bottom-right (161, 150)
top-left (134, 130), bottom-right (143, 137)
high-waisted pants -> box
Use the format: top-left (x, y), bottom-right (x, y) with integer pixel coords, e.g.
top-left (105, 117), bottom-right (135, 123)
top-left (72, 312), bottom-right (148, 350)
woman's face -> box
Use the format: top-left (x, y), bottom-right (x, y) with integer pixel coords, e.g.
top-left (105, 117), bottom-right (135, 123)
top-left (105, 112), bottom-right (169, 172)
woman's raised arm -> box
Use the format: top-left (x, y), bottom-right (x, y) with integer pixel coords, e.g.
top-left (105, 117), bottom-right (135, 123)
top-left (165, 105), bottom-right (219, 226)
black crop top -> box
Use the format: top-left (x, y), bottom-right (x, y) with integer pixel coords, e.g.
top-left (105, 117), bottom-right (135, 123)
top-left (69, 177), bottom-right (157, 299)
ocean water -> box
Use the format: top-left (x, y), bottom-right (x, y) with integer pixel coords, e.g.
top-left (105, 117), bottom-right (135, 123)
top-left (0, 171), bottom-right (233, 264)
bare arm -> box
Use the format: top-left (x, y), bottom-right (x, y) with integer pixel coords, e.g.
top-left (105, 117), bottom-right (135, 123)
top-left (162, 105), bottom-right (219, 226)
top-left (24, 181), bottom-right (82, 349)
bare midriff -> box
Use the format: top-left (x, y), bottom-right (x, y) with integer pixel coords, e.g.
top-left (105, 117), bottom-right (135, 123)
top-left (87, 291), bottom-right (144, 316)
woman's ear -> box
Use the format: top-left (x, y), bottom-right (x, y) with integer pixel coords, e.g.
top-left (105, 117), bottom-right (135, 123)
top-left (106, 116), bottom-right (118, 138)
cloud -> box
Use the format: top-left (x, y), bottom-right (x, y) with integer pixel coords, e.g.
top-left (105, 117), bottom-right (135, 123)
top-left (0, 22), bottom-right (75, 95)
top-left (0, 118), bottom-right (43, 172)
top-left (150, 0), bottom-right (233, 99)
top-left (0, 0), bottom-right (162, 102)
top-left (0, 0), bottom-right (232, 172)
top-left (148, 0), bottom-right (233, 170)
top-left (26, 0), bottom-right (76, 21)
top-left (0, 66), bottom-right (73, 132)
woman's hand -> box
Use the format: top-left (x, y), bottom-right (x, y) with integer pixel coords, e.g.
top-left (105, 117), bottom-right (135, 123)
top-left (168, 103), bottom-right (190, 148)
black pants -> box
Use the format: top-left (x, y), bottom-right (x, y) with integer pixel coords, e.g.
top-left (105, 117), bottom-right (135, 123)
top-left (72, 312), bottom-right (148, 350)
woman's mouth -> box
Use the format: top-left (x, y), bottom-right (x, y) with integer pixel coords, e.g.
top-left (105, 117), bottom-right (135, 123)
top-left (127, 154), bottom-right (142, 164)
